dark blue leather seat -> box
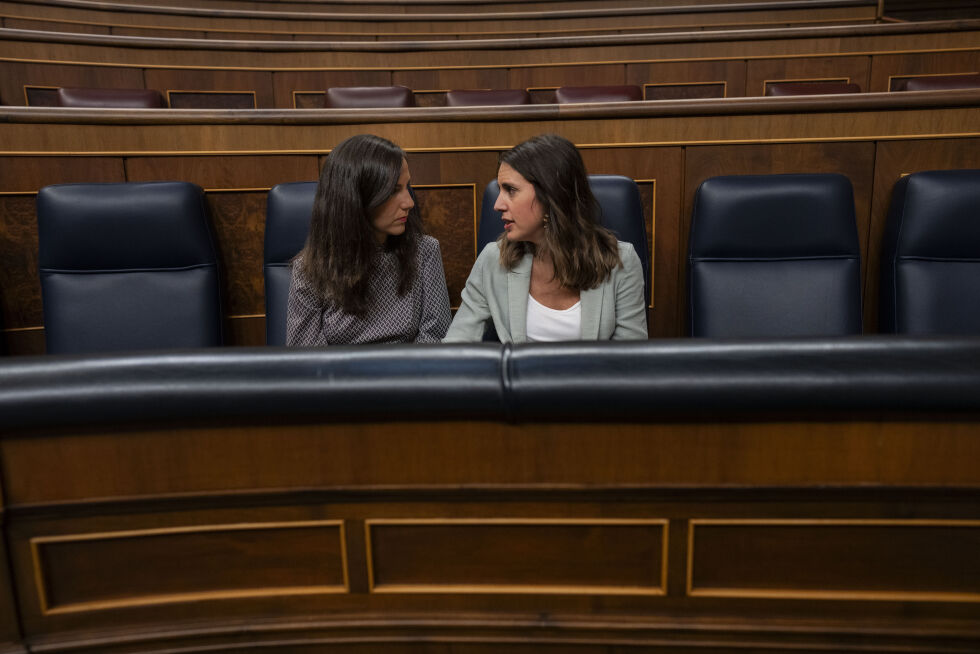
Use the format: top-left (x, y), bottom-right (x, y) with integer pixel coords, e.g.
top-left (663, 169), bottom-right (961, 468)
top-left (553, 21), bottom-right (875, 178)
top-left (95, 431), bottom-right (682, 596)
top-left (37, 182), bottom-right (221, 354)
top-left (478, 175), bottom-right (651, 306)
top-left (264, 181), bottom-right (317, 345)
top-left (688, 173), bottom-right (862, 338)
top-left (879, 169), bottom-right (980, 334)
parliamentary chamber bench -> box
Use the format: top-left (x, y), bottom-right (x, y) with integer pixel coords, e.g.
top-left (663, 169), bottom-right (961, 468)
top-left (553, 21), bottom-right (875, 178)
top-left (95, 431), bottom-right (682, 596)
top-left (0, 337), bottom-right (979, 653)
top-left (1, 5), bottom-right (980, 651)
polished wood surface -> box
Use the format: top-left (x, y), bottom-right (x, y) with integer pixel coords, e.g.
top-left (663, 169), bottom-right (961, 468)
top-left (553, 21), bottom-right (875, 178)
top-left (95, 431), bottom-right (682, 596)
top-left (2, 91), bottom-right (979, 351)
top-left (0, 415), bottom-right (978, 652)
top-left (0, 0), bottom-right (878, 40)
top-left (2, 20), bottom-right (978, 111)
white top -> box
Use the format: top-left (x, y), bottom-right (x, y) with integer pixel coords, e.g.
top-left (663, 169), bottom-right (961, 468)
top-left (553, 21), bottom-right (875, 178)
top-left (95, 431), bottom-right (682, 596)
top-left (526, 294), bottom-right (582, 342)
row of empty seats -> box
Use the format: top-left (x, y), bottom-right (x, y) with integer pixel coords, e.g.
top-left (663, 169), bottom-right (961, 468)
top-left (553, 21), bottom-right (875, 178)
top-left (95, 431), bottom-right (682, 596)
top-left (31, 169), bottom-right (980, 354)
top-left (41, 74), bottom-right (980, 108)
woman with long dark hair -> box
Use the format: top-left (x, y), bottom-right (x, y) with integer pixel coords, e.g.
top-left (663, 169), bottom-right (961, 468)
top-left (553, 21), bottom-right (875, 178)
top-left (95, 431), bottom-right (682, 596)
top-left (287, 134), bottom-right (451, 345)
top-left (444, 133), bottom-right (646, 342)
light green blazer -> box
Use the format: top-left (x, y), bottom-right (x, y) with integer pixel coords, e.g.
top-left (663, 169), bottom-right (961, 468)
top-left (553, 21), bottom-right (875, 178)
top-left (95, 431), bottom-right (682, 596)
top-left (444, 241), bottom-right (647, 343)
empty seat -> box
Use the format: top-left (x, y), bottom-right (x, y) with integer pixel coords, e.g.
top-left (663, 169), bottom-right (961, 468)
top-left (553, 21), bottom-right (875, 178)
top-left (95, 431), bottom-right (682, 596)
top-left (324, 86), bottom-right (415, 108)
top-left (879, 169), bottom-right (980, 334)
top-left (264, 181), bottom-right (317, 346)
top-left (37, 182), bottom-right (222, 354)
top-left (56, 87), bottom-right (166, 108)
top-left (765, 81), bottom-right (861, 96)
top-left (896, 73), bottom-right (980, 92)
top-left (446, 89), bottom-right (531, 106)
top-left (688, 174), bottom-right (862, 338)
top-left (555, 85), bottom-right (642, 104)
top-left (478, 175), bottom-right (650, 305)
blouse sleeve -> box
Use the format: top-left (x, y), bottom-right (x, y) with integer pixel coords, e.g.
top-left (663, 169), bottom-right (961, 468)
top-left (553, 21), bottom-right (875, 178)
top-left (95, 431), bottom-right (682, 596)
top-left (612, 242), bottom-right (648, 340)
top-left (416, 238), bottom-right (452, 342)
top-left (285, 260), bottom-right (327, 347)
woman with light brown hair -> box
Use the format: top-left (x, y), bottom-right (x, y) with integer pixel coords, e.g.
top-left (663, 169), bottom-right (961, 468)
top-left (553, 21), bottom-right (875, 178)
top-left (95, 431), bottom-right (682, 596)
top-left (444, 133), bottom-right (646, 342)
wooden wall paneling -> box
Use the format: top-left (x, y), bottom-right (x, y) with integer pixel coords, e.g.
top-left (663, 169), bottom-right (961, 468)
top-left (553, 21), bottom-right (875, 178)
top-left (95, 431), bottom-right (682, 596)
top-left (392, 69), bottom-right (511, 106)
top-left (625, 59), bottom-right (747, 98)
top-left (0, 156), bottom-right (125, 355)
top-left (366, 519), bottom-right (667, 594)
top-left (4, 23), bottom-right (980, 72)
top-left (870, 50), bottom-right (980, 92)
top-left (125, 154), bottom-right (320, 345)
top-left (865, 137), bottom-right (980, 332)
top-left (745, 55), bottom-right (873, 96)
top-left (689, 520), bottom-right (980, 601)
top-left (0, 2), bottom-right (880, 39)
top-left (2, 62), bottom-right (145, 107)
top-left (0, 481), bottom-right (26, 653)
top-left (681, 142), bottom-right (876, 334)
top-left (579, 146), bottom-right (683, 337)
top-left (508, 64), bottom-right (628, 105)
top-left (143, 69), bottom-right (274, 108)
top-left (405, 150), bottom-right (499, 308)
top-left (1, 17), bottom-right (110, 35)
top-left (110, 26), bottom-right (207, 39)
top-left (272, 70), bottom-right (392, 109)
top-left (1, 415), bottom-right (979, 650)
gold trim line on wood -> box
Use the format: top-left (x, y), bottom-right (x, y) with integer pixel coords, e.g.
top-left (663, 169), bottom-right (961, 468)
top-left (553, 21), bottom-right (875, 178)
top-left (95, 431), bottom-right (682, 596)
top-left (689, 519), bottom-right (980, 527)
top-left (4, 46), bottom-right (980, 74)
top-left (688, 588), bottom-right (980, 603)
top-left (43, 585), bottom-right (350, 615)
top-left (371, 583), bottom-right (667, 596)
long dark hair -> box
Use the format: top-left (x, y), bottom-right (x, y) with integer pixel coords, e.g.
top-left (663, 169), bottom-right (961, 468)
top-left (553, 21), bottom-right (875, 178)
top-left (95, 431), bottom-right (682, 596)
top-left (497, 133), bottom-right (621, 290)
top-left (297, 134), bottom-right (421, 315)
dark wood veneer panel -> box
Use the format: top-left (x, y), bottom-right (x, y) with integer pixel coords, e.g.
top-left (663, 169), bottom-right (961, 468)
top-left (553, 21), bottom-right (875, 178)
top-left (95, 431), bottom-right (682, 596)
top-left (690, 521), bottom-right (980, 599)
top-left (34, 522), bottom-right (346, 613)
top-left (746, 56), bottom-right (871, 96)
top-left (368, 521), bottom-right (665, 593)
top-left (144, 69), bottom-right (275, 109)
top-left (412, 185), bottom-right (474, 307)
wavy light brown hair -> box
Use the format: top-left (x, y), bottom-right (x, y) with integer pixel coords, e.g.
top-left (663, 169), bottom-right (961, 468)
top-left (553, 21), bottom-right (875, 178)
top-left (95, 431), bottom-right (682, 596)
top-left (297, 134), bottom-right (421, 316)
top-left (496, 133), bottom-right (621, 290)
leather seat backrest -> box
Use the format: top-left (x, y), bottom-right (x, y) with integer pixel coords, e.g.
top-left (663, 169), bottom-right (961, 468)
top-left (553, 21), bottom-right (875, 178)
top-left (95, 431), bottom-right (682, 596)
top-left (766, 82), bottom-right (861, 96)
top-left (264, 182), bottom-right (317, 345)
top-left (478, 175), bottom-right (650, 305)
top-left (879, 169), bottom-right (980, 334)
top-left (324, 86), bottom-right (415, 108)
top-left (446, 89), bottom-right (531, 106)
top-left (688, 173), bottom-right (862, 338)
top-left (57, 87), bottom-right (166, 108)
top-left (37, 182), bottom-right (221, 354)
top-left (555, 85), bottom-right (642, 104)
top-left (897, 74), bottom-right (980, 91)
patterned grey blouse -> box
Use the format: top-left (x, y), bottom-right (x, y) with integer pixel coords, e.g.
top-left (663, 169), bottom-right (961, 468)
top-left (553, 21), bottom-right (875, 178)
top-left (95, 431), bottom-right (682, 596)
top-left (286, 235), bottom-right (451, 346)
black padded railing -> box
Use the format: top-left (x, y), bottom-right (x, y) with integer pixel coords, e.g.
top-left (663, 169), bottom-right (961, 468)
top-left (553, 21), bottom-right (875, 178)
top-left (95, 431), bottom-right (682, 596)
top-left (2, 337), bottom-right (980, 431)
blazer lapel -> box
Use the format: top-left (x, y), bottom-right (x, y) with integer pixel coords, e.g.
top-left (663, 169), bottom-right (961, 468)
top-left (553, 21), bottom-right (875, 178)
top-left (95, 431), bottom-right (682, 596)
top-left (580, 284), bottom-right (603, 340)
top-left (508, 253), bottom-right (532, 343)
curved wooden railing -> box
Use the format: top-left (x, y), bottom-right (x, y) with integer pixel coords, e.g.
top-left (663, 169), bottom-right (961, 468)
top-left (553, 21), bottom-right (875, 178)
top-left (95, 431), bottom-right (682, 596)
top-left (0, 338), bottom-right (979, 653)
top-left (0, 0), bottom-right (880, 41)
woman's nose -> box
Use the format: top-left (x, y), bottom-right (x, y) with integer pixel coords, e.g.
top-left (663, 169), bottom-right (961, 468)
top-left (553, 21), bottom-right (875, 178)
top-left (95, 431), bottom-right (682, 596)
top-left (493, 192), bottom-right (505, 212)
